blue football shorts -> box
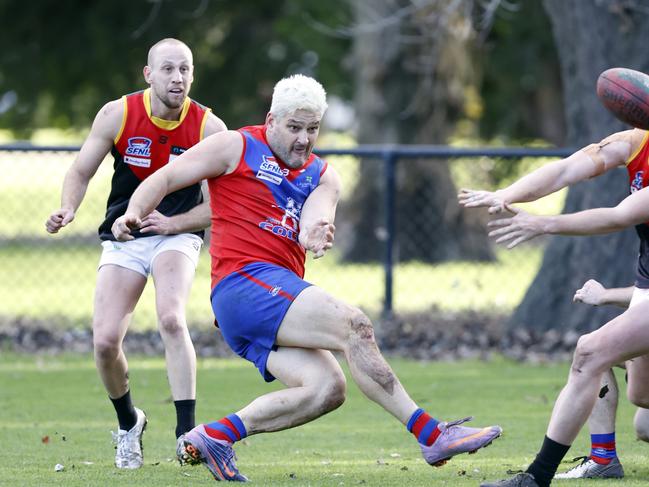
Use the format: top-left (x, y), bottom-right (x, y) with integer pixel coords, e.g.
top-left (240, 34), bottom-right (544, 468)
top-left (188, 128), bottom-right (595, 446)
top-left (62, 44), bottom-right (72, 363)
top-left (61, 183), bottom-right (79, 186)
top-left (211, 262), bottom-right (312, 382)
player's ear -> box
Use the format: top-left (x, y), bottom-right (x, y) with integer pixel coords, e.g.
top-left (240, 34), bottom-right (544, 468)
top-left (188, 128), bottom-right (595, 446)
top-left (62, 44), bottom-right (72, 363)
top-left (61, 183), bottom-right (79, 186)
top-left (143, 66), bottom-right (152, 84)
top-left (265, 112), bottom-right (274, 126)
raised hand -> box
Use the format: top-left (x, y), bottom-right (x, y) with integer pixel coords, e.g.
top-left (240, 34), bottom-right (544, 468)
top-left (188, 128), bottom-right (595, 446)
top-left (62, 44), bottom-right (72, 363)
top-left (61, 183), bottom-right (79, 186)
top-left (458, 188), bottom-right (506, 214)
top-left (487, 204), bottom-right (547, 249)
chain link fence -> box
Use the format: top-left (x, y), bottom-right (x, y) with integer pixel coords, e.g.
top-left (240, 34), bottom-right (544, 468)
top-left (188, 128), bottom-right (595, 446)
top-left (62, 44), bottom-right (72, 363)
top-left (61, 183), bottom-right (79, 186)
top-left (0, 146), bottom-right (569, 331)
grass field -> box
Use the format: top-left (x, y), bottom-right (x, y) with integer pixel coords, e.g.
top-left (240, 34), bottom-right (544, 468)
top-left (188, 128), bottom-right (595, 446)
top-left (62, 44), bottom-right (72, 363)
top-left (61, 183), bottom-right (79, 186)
top-left (2, 354), bottom-right (649, 486)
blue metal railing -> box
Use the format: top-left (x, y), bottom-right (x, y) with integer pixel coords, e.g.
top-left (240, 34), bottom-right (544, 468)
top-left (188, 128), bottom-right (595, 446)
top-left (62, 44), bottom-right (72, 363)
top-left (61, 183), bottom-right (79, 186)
top-left (1, 143), bottom-right (575, 316)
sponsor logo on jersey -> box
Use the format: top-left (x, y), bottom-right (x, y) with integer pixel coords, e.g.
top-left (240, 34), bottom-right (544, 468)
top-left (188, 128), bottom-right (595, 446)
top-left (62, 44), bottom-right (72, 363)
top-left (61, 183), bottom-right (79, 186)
top-left (125, 136), bottom-right (152, 167)
top-left (169, 145), bottom-right (187, 163)
top-left (124, 155), bottom-right (151, 167)
top-left (298, 175), bottom-right (315, 190)
top-left (631, 170), bottom-right (644, 193)
top-left (126, 137), bottom-right (152, 157)
top-left (257, 155), bottom-right (289, 185)
top-left (269, 286), bottom-right (282, 296)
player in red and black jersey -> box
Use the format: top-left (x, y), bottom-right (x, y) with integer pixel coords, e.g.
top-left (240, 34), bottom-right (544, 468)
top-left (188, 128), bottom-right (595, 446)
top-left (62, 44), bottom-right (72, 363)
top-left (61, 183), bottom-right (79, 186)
top-left (45, 38), bottom-right (226, 469)
top-left (460, 130), bottom-right (649, 487)
top-left (113, 74), bottom-right (502, 483)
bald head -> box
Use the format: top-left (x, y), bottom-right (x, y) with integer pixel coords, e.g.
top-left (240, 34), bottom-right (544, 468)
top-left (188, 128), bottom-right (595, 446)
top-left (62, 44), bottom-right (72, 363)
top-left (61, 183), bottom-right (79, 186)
top-left (147, 38), bottom-right (193, 68)
top-left (144, 38), bottom-right (195, 113)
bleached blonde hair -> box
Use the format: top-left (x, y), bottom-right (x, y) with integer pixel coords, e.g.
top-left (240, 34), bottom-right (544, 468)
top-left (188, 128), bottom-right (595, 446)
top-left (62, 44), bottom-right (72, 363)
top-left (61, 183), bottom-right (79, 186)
top-left (269, 74), bottom-right (328, 119)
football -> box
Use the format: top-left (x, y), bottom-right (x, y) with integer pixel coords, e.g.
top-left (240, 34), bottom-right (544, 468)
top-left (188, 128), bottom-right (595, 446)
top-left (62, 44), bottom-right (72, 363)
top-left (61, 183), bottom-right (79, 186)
top-left (596, 67), bottom-right (649, 129)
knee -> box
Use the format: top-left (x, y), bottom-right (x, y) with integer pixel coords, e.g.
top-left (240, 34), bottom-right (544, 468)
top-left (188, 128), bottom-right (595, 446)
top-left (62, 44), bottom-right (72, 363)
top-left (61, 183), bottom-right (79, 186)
top-left (635, 407), bottom-right (649, 441)
top-left (93, 334), bottom-right (121, 362)
top-left (571, 333), bottom-right (608, 376)
top-left (316, 371), bottom-right (347, 413)
top-left (635, 415), bottom-right (649, 442)
top-left (347, 308), bottom-right (376, 344)
top-left (158, 312), bottom-right (186, 338)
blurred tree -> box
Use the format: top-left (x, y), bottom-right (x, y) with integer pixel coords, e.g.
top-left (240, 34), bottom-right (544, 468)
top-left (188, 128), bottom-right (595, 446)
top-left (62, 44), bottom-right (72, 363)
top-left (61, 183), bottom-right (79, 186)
top-left (480, 1), bottom-right (564, 146)
top-left (509, 0), bottom-right (648, 332)
top-left (0, 0), bottom-right (352, 137)
top-left (341, 0), bottom-right (494, 263)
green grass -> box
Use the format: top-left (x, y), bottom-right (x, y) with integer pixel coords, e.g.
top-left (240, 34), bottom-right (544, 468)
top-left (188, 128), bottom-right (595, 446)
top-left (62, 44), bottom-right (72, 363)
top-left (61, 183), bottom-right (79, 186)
top-left (2, 354), bottom-right (648, 486)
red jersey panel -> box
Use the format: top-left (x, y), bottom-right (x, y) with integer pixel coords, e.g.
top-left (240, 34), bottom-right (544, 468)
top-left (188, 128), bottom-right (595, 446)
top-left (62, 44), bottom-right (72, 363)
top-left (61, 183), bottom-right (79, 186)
top-left (98, 89), bottom-right (211, 240)
top-left (208, 125), bottom-right (328, 288)
top-left (626, 131), bottom-right (649, 287)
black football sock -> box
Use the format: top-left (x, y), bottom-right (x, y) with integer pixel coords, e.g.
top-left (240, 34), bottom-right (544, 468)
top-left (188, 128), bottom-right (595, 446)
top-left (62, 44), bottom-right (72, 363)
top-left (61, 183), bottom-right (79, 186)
top-left (526, 435), bottom-right (571, 487)
top-left (110, 390), bottom-right (137, 431)
top-left (175, 399), bottom-right (196, 438)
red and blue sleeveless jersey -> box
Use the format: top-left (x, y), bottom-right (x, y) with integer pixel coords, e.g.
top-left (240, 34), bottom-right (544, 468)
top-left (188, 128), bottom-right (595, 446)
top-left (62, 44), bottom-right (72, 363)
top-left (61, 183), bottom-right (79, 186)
top-left (207, 125), bottom-right (328, 288)
top-left (98, 89), bottom-right (211, 240)
top-left (626, 131), bottom-right (649, 287)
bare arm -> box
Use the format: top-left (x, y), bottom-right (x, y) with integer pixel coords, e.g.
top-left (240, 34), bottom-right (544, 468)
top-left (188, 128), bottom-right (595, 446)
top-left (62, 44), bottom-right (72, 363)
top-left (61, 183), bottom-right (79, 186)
top-left (488, 184), bottom-right (649, 248)
top-left (202, 111), bottom-right (228, 137)
top-left (458, 129), bottom-right (644, 213)
top-left (298, 166), bottom-right (341, 259)
top-left (112, 130), bottom-right (243, 240)
top-left (45, 100), bottom-right (122, 233)
top-left (138, 112), bottom-right (228, 235)
top-left (573, 279), bottom-right (634, 308)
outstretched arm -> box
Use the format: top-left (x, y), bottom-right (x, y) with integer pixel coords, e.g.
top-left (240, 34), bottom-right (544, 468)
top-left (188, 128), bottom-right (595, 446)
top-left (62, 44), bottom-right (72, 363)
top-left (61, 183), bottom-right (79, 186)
top-left (458, 129), bottom-right (643, 213)
top-left (45, 100), bottom-right (122, 233)
top-left (112, 130), bottom-right (243, 240)
top-left (298, 166), bottom-right (341, 259)
top-left (573, 279), bottom-right (633, 308)
top-left (488, 184), bottom-right (649, 248)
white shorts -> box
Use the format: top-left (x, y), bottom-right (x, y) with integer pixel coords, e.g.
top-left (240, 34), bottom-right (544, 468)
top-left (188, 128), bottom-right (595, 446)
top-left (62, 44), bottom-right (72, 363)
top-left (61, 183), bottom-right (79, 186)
top-left (630, 287), bottom-right (649, 308)
top-left (98, 234), bottom-right (203, 277)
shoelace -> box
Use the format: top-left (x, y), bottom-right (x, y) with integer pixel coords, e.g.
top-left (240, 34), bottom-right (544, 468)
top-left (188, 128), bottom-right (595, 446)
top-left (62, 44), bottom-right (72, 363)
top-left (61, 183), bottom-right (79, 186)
top-left (443, 416), bottom-right (473, 429)
top-left (562, 455), bottom-right (589, 465)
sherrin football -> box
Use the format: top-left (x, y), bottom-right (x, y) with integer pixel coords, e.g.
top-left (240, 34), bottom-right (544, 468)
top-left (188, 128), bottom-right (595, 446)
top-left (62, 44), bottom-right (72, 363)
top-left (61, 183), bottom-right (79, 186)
top-left (596, 67), bottom-right (649, 130)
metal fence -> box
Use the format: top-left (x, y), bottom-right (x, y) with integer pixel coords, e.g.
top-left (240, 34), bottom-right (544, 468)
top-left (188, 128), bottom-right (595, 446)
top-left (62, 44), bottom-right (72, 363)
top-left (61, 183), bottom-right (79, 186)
top-left (0, 144), bottom-right (573, 330)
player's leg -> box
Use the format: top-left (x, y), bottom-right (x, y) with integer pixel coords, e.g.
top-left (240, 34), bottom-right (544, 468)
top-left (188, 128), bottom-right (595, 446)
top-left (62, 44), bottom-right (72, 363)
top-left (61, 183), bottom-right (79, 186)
top-left (184, 347), bottom-right (346, 482)
top-left (625, 353), bottom-right (649, 445)
top-left (151, 248), bottom-right (198, 436)
top-left (92, 263), bottom-right (147, 468)
top-left (555, 369), bottom-right (623, 479)
top-left (482, 301), bottom-right (649, 487)
top-left (633, 406), bottom-right (649, 441)
top-left (276, 285), bottom-right (502, 466)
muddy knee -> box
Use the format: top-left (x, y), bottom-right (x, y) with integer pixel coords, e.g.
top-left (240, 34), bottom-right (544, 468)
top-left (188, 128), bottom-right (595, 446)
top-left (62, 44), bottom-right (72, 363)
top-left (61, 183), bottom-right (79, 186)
top-left (349, 309), bottom-right (375, 343)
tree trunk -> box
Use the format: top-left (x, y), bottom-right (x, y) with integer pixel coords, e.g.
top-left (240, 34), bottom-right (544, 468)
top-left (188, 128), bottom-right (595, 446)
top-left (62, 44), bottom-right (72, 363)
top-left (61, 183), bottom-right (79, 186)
top-left (341, 0), bottom-right (493, 263)
top-left (510, 0), bottom-right (649, 332)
